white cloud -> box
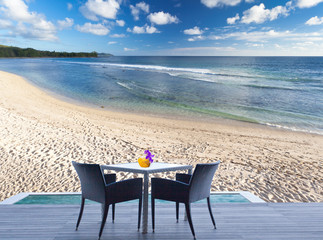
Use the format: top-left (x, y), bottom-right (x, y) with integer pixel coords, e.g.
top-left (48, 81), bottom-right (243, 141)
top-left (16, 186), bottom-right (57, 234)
top-left (146, 25), bottom-right (159, 34)
top-left (184, 26), bottom-right (203, 35)
top-left (110, 33), bottom-right (126, 38)
top-left (0, 19), bottom-right (12, 28)
top-left (306, 16), bottom-right (323, 25)
top-left (227, 13), bottom-right (240, 24)
top-left (124, 47), bottom-right (136, 51)
top-left (246, 43), bottom-right (264, 47)
top-left (187, 35), bottom-right (205, 42)
top-left (148, 11), bottom-right (179, 25)
top-left (127, 24), bottom-right (159, 34)
top-left (57, 17), bottom-right (74, 30)
top-left (241, 3), bottom-right (290, 24)
top-left (171, 46), bottom-right (236, 55)
top-left (201, 0), bottom-right (241, 8)
top-left (108, 41), bottom-right (117, 44)
top-left (292, 45), bottom-right (306, 51)
top-left (296, 0), bottom-right (323, 8)
top-left (295, 41), bottom-right (315, 47)
top-left (116, 19), bottom-right (125, 27)
top-left (129, 26), bottom-right (145, 34)
top-left (0, 0), bottom-right (34, 22)
top-left (67, 3), bottom-right (73, 10)
top-left (80, 0), bottom-right (120, 21)
top-left (130, 1), bottom-right (149, 21)
top-left (209, 35), bottom-right (223, 40)
top-left (0, 0), bottom-right (57, 41)
top-left (15, 22), bottom-right (57, 41)
top-left (76, 22), bottom-right (110, 35)
top-left (79, 7), bottom-right (97, 21)
top-left (208, 29), bottom-right (323, 44)
top-left (136, 2), bottom-right (149, 12)
top-left (274, 43), bottom-right (282, 49)
top-left (224, 30), bottom-right (286, 42)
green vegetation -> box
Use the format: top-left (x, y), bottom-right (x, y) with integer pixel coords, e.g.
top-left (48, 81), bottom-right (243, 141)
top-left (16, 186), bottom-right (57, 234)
top-left (0, 45), bottom-right (98, 58)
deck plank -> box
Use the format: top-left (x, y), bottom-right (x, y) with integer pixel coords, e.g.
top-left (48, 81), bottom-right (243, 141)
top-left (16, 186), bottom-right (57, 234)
top-left (0, 203), bottom-right (322, 239)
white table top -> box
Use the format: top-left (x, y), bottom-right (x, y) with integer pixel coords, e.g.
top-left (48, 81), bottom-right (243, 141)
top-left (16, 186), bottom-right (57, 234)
top-left (101, 162), bottom-right (192, 174)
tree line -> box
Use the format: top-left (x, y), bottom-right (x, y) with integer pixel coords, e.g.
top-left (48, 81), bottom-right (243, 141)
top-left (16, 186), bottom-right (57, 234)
top-left (0, 46), bottom-right (98, 58)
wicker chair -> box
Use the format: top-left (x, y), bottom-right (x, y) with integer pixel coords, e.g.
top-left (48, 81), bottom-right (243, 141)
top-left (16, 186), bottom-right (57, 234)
top-left (72, 161), bottom-right (143, 239)
top-left (151, 161), bottom-right (220, 239)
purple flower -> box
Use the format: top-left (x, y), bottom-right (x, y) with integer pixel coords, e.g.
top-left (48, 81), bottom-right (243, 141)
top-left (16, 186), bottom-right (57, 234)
top-left (144, 150), bottom-right (154, 163)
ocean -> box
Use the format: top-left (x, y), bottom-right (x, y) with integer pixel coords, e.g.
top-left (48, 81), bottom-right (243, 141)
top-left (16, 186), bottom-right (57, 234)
top-left (0, 56), bottom-right (322, 134)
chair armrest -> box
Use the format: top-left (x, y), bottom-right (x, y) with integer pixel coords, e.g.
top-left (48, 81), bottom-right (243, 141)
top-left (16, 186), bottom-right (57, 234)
top-left (176, 173), bottom-right (192, 184)
top-left (104, 173), bottom-right (116, 184)
top-left (151, 178), bottom-right (189, 202)
top-left (106, 178), bottom-right (143, 204)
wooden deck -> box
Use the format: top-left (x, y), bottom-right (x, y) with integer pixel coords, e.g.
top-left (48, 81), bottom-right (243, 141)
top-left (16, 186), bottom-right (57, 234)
top-left (0, 202), bottom-right (322, 239)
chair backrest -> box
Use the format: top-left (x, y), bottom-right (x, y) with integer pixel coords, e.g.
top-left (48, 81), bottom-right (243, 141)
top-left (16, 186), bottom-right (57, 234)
top-left (189, 161), bottom-right (220, 203)
top-left (72, 161), bottom-right (106, 203)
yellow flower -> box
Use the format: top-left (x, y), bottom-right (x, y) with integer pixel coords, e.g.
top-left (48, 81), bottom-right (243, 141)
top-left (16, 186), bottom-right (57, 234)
top-left (138, 157), bottom-right (151, 168)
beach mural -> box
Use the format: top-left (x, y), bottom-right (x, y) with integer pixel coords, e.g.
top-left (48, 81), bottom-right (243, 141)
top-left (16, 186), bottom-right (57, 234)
top-left (0, 0), bottom-right (323, 206)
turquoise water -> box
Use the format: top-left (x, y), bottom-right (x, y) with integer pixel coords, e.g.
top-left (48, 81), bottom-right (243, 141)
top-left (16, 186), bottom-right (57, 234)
top-left (0, 56), bottom-right (322, 134)
top-left (15, 193), bottom-right (249, 204)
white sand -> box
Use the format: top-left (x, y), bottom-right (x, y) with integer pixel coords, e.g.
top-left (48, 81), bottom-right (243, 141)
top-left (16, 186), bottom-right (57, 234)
top-left (0, 70), bottom-right (322, 202)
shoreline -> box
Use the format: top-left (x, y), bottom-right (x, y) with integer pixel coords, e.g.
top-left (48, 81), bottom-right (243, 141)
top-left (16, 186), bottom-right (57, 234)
top-left (14, 68), bottom-right (322, 137)
top-left (2, 58), bottom-right (322, 136)
top-left (0, 70), bottom-right (322, 203)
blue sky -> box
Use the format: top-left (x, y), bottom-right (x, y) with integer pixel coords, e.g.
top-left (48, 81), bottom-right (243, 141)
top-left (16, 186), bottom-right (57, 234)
top-left (1, 0), bottom-right (323, 56)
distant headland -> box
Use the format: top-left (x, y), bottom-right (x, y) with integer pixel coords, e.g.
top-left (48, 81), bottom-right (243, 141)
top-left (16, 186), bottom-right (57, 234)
top-left (0, 45), bottom-right (112, 58)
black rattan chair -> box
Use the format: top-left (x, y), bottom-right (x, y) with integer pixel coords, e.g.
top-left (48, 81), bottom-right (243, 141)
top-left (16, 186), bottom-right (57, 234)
top-left (72, 161), bottom-right (143, 239)
top-left (151, 161), bottom-right (220, 239)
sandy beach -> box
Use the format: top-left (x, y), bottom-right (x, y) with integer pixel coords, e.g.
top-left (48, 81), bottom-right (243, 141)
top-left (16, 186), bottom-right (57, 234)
top-left (0, 70), bottom-right (322, 203)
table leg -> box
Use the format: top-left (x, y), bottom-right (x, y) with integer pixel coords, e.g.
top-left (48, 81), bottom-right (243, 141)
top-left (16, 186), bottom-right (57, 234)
top-left (142, 173), bottom-right (149, 233)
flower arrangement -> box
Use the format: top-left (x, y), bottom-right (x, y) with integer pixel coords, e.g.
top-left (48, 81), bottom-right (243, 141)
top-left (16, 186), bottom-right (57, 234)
top-left (138, 150), bottom-right (154, 168)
